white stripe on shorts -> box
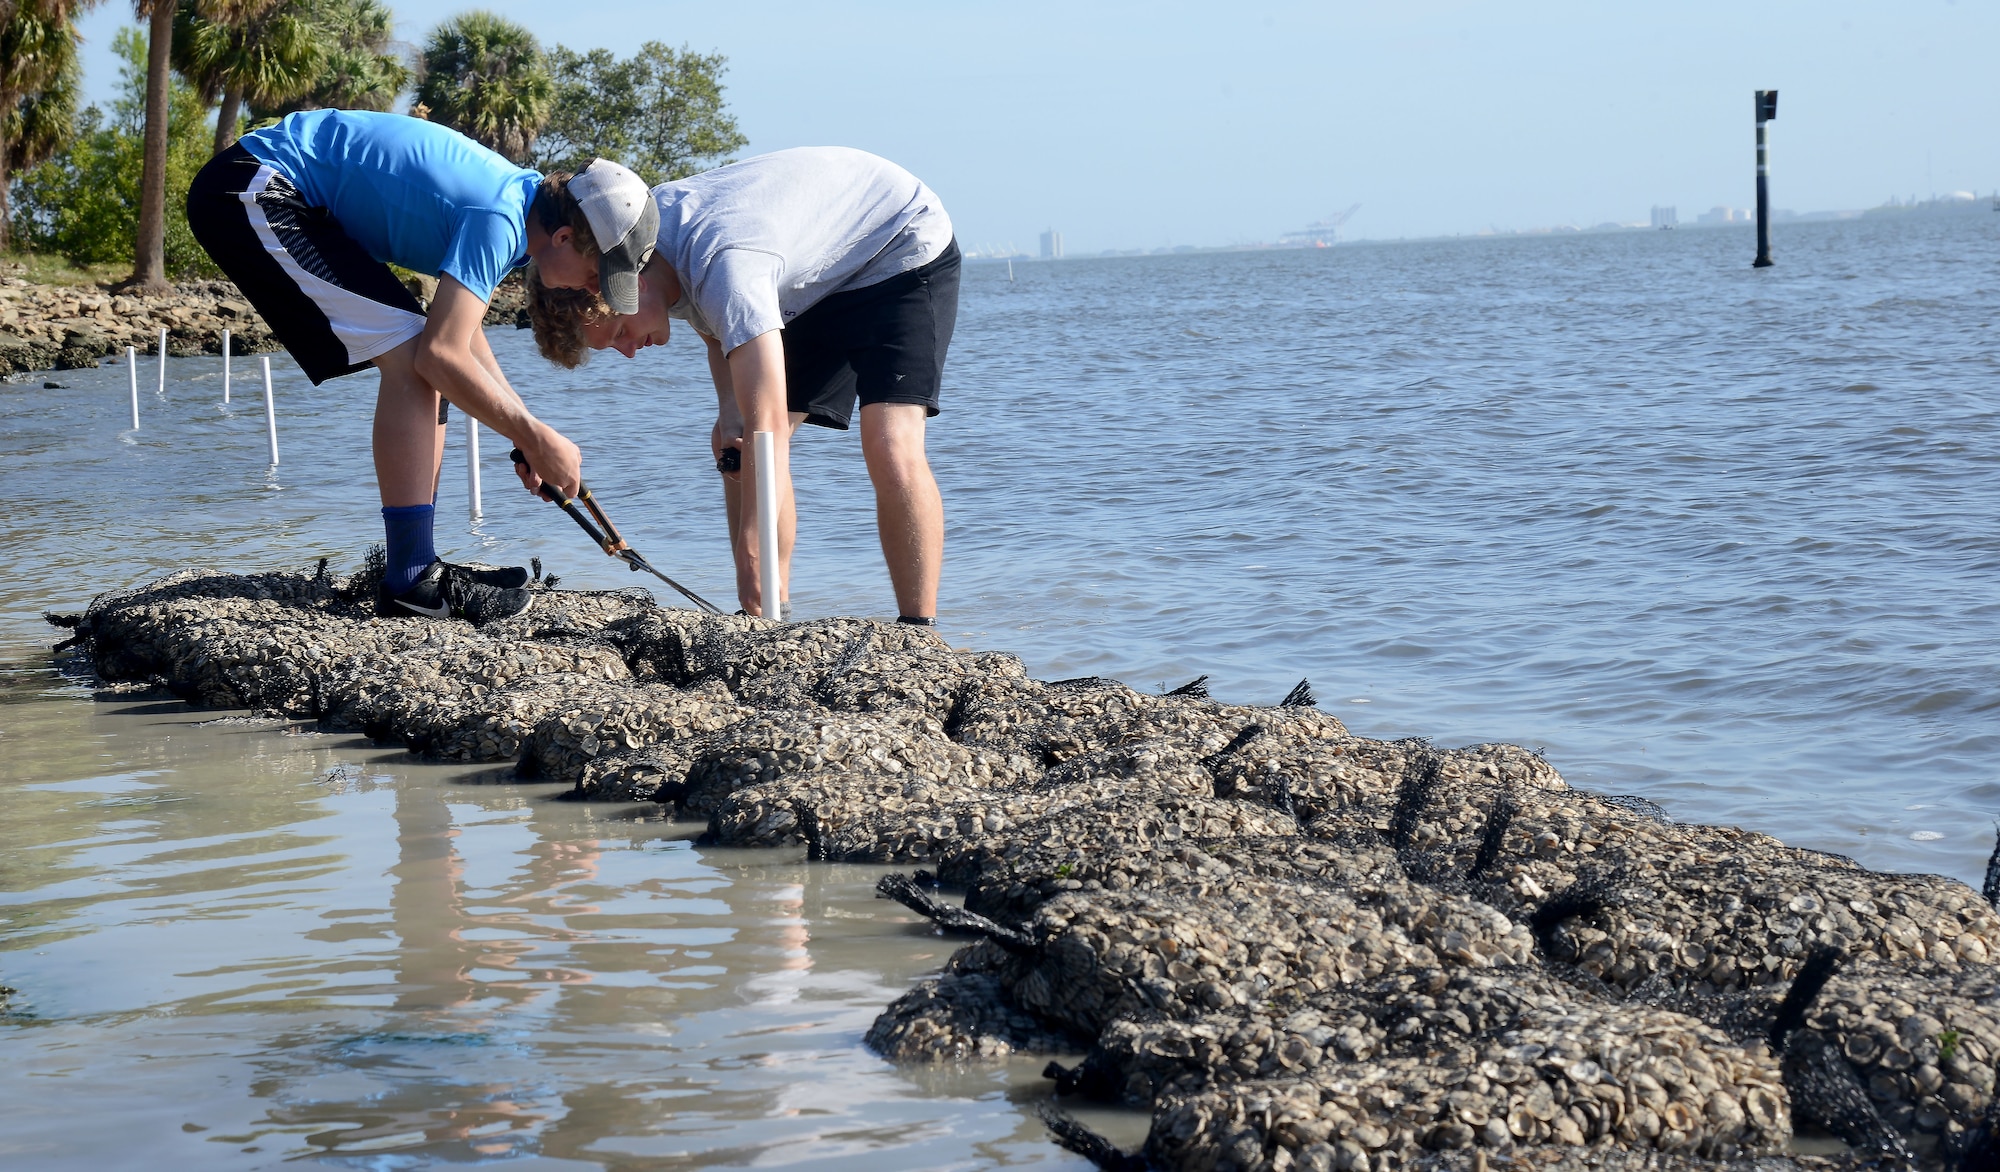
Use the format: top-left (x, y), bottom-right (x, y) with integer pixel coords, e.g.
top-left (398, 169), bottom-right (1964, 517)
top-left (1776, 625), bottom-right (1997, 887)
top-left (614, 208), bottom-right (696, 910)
top-left (240, 164), bottom-right (426, 366)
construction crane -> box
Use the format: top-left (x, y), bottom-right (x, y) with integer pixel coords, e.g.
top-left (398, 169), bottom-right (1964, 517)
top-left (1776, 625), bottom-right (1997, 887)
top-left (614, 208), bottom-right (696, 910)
top-left (1279, 204), bottom-right (1362, 247)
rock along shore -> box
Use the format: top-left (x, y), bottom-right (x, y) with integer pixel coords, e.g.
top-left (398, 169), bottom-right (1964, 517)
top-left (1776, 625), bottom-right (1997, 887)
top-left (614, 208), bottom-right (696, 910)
top-left (47, 564), bottom-right (2000, 1172)
top-left (0, 276), bottom-right (528, 377)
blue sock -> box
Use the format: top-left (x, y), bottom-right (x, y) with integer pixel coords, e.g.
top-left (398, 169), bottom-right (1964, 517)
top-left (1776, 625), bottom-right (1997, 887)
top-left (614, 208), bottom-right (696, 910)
top-left (381, 504), bottom-right (437, 595)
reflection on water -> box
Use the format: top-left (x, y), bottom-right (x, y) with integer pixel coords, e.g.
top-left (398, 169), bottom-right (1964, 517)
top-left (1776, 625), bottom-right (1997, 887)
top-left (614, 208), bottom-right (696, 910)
top-left (0, 674), bottom-right (1139, 1168)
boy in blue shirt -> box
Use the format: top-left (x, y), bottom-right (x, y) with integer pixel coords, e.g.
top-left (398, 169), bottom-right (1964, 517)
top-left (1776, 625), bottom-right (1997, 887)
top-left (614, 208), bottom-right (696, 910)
top-left (186, 110), bottom-right (658, 623)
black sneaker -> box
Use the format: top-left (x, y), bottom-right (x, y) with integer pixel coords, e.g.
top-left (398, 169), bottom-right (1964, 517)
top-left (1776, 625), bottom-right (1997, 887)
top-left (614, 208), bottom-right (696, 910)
top-left (440, 559), bottom-right (532, 589)
top-left (377, 560), bottom-right (532, 624)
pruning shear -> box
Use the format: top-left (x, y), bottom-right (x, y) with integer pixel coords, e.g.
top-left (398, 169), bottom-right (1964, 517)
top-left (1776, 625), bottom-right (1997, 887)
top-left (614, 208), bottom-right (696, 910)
top-left (510, 447), bottom-right (724, 615)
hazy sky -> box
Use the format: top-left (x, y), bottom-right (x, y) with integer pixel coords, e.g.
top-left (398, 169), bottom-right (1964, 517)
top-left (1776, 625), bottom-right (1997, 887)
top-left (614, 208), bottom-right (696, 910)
top-left (70, 0), bottom-right (2000, 252)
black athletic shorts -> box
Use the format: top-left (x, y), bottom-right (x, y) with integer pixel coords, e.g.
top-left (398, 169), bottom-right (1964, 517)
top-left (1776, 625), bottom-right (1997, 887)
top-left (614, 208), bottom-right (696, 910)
top-left (185, 142), bottom-right (428, 385)
top-left (784, 239), bottom-right (960, 430)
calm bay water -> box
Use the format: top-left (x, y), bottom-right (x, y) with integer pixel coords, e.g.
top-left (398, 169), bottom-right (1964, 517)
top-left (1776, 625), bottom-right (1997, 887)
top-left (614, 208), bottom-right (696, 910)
top-left (2, 213), bottom-right (1998, 1166)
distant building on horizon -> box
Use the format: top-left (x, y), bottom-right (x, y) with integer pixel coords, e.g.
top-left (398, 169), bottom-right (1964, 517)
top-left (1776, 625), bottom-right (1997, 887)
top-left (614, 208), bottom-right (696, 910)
top-left (1867, 191), bottom-right (1991, 217)
top-left (1039, 229), bottom-right (1064, 260)
top-left (1697, 205), bottom-right (1753, 225)
top-left (1278, 204), bottom-right (1362, 248)
top-left (1277, 225), bottom-right (1340, 247)
top-left (1650, 206), bottom-right (1678, 229)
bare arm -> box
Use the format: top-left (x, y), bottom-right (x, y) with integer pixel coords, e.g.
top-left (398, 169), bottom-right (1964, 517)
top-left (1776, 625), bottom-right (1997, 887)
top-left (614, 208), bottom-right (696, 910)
top-left (415, 275), bottom-right (581, 495)
top-left (469, 323), bottom-right (516, 403)
top-left (706, 334), bottom-right (741, 468)
top-left (727, 330), bottom-right (789, 615)
top-left (704, 334), bottom-right (751, 598)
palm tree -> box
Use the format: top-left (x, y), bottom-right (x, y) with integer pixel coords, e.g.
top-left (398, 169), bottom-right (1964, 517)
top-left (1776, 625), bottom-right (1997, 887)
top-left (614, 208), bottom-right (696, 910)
top-left (0, 0), bottom-right (89, 250)
top-left (256, 0), bottom-right (407, 117)
top-left (172, 0), bottom-right (323, 155)
top-left (414, 11), bottom-right (550, 164)
top-left (126, 0), bottom-right (173, 290)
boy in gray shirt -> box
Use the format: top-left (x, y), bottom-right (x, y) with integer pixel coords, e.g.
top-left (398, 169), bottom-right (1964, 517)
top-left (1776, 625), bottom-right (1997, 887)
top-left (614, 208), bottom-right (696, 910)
top-left (531, 146), bottom-right (958, 624)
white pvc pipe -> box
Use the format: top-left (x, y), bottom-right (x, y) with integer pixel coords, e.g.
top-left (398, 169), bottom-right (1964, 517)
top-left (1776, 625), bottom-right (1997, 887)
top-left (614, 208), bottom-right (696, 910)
top-left (221, 329), bottom-right (231, 404)
top-left (465, 413), bottom-right (482, 519)
top-left (753, 430), bottom-right (783, 621)
top-left (127, 346), bottom-right (139, 429)
top-left (261, 357), bottom-right (279, 465)
top-left (157, 327), bottom-right (167, 395)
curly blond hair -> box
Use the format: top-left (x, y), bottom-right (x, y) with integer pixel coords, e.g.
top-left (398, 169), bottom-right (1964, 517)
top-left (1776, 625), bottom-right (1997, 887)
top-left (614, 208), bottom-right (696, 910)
top-left (526, 264), bottom-right (613, 369)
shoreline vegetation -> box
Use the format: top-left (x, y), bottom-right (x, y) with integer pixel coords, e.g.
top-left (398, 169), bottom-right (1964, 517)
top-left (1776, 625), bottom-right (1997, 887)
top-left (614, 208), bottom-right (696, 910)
top-left (47, 563), bottom-right (2000, 1171)
top-left (0, 9), bottom-right (744, 302)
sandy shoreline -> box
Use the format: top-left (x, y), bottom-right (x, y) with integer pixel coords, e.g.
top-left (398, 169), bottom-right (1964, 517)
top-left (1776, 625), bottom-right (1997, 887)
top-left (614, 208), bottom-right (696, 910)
top-left (0, 275), bottom-right (530, 377)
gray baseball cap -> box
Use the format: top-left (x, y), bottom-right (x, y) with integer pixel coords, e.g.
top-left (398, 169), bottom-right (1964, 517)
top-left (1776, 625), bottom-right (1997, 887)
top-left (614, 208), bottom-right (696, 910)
top-left (566, 159), bottom-right (659, 315)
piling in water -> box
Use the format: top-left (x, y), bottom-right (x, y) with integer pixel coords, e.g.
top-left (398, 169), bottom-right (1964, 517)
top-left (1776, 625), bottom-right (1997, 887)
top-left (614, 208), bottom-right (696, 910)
top-left (157, 326), bottom-right (168, 394)
top-left (466, 414), bottom-right (482, 519)
top-left (221, 329), bottom-right (231, 404)
top-left (126, 346), bottom-right (139, 429)
top-left (261, 357), bottom-right (278, 465)
top-left (1754, 89), bottom-right (1777, 268)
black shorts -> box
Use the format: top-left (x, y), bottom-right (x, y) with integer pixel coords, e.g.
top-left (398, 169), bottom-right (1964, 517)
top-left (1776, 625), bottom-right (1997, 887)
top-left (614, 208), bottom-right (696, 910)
top-left (185, 143), bottom-right (427, 385)
top-left (784, 239), bottom-right (960, 430)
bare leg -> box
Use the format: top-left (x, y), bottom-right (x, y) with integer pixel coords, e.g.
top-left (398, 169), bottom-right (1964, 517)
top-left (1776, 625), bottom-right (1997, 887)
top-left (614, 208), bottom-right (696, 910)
top-left (859, 402), bottom-right (942, 618)
top-left (372, 338), bottom-right (446, 507)
top-left (430, 404), bottom-right (446, 503)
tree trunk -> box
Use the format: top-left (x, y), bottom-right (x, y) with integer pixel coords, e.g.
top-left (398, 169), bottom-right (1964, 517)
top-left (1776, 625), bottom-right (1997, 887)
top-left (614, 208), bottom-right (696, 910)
top-left (213, 85), bottom-right (243, 156)
top-left (0, 171), bottom-right (13, 253)
top-left (128, 0), bottom-right (174, 292)
top-left (0, 86), bottom-right (17, 255)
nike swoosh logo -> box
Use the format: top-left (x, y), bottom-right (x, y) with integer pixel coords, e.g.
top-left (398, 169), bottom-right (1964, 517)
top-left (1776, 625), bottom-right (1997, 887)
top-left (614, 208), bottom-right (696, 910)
top-left (394, 598), bottom-right (451, 619)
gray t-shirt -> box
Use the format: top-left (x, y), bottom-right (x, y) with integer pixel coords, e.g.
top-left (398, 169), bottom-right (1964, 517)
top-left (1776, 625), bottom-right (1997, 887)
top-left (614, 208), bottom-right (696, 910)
top-left (652, 147), bottom-right (953, 354)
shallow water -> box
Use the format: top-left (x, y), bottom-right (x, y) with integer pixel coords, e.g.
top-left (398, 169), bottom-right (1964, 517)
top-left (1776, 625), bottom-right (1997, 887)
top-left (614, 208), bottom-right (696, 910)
top-left (3, 212), bottom-right (1999, 1165)
top-left (0, 672), bottom-right (1144, 1168)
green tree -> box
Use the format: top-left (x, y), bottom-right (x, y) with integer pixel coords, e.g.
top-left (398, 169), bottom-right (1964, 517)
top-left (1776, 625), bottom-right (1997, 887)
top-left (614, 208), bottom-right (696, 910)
top-left (0, 0), bottom-right (92, 250)
top-left (413, 10), bottom-right (549, 164)
top-left (532, 41), bottom-right (744, 185)
top-left (11, 105), bottom-right (138, 265)
top-left (624, 42), bottom-right (745, 183)
top-left (260, 0), bottom-right (408, 116)
top-left (12, 25), bottom-right (217, 276)
top-left (172, 0), bottom-right (324, 155)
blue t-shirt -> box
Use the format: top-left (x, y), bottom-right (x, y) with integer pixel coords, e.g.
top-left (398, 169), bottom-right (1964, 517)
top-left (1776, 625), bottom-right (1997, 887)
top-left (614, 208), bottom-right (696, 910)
top-left (238, 110), bottom-right (540, 302)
